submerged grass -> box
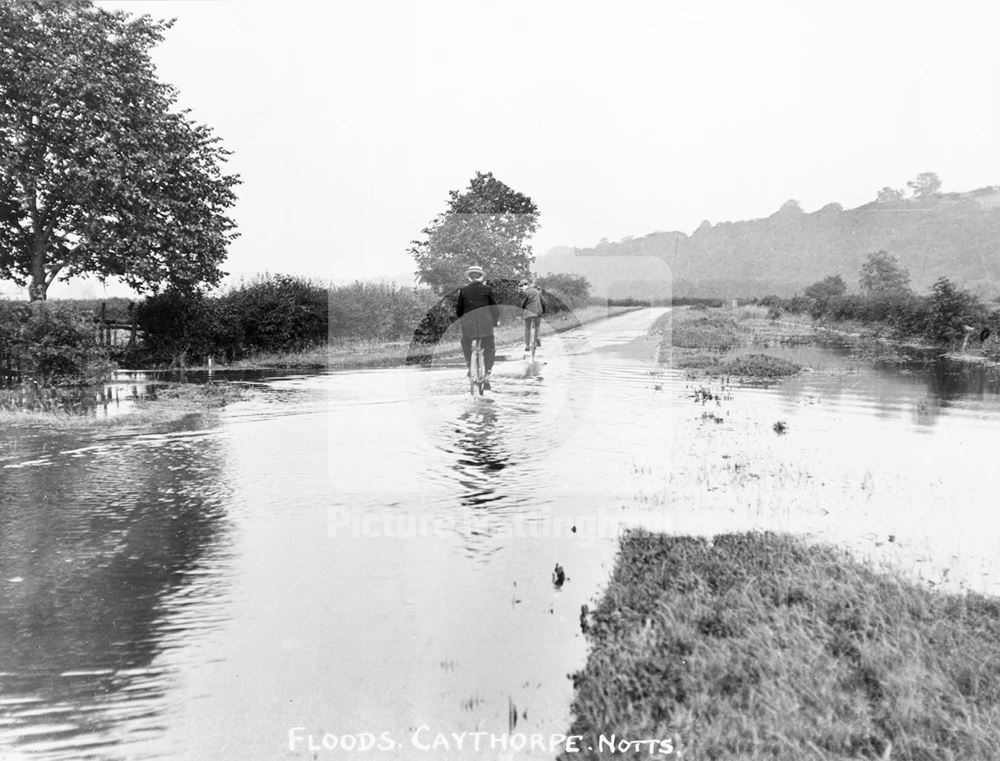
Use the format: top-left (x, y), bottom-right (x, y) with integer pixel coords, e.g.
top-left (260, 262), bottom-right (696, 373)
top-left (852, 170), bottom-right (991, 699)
top-left (566, 531), bottom-right (1000, 761)
top-left (654, 307), bottom-right (810, 379)
top-left (720, 353), bottom-right (802, 378)
top-left (0, 382), bottom-right (249, 430)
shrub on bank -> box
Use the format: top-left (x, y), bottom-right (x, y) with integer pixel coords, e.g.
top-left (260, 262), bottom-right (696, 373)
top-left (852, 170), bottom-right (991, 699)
top-left (0, 301), bottom-right (110, 384)
top-left (132, 276), bottom-right (445, 365)
top-left (134, 290), bottom-right (234, 366)
top-left (769, 275), bottom-right (995, 349)
top-left (223, 274), bottom-right (328, 350)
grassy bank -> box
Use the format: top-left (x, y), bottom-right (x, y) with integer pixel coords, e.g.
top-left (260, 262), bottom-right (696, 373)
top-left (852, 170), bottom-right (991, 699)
top-left (566, 530), bottom-right (1000, 761)
top-left (0, 382), bottom-right (249, 430)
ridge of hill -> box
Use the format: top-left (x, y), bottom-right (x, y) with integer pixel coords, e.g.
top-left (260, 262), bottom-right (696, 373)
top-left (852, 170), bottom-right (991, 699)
top-left (536, 187), bottom-right (1000, 299)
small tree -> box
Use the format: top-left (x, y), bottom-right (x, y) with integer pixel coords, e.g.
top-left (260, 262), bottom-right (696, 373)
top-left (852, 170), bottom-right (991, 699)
top-left (876, 187), bottom-right (905, 203)
top-left (907, 172), bottom-right (942, 200)
top-left (803, 275), bottom-right (847, 318)
top-left (777, 199), bottom-right (804, 214)
top-left (804, 275), bottom-right (847, 302)
top-left (926, 277), bottom-right (983, 343)
top-left (410, 172), bottom-right (539, 293)
top-left (859, 250), bottom-right (911, 296)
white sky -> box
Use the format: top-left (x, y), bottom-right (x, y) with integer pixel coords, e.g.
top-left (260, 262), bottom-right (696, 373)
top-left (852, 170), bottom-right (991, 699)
top-left (35, 0), bottom-right (1000, 297)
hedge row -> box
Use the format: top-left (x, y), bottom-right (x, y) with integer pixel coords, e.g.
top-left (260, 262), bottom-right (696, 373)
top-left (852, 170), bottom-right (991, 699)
top-left (758, 277), bottom-right (1000, 351)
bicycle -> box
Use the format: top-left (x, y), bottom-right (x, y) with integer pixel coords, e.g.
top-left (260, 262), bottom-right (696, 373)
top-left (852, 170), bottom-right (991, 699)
top-left (469, 337), bottom-right (486, 397)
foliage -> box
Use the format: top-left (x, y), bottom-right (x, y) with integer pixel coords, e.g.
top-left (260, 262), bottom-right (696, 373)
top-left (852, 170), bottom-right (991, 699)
top-left (134, 289), bottom-right (230, 366)
top-left (907, 171), bottom-right (942, 199)
top-left (0, 300), bottom-right (110, 383)
top-left (0, 0), bottom-right (239, 300)
top-left (875, 186), bottom-right (905, 203)
top-left (328, 281), bottom-right (435, 341)
top-left (221, 274), bottom-right (327, 351)
top-left (132, 275), bottom-right (442, 365)
top-left (763, 265), bottom-right (998, 348)
top-left (804, 275), bottom-right (848, 317)
top-left (925, 277), bottom-right (985, 343)
top-left (536, 272), bottom-right (591, 309)
top-left (859, 250), bottom-right (911, 296)
top-left (804, 275), bottom-right (847, 302)
top-left (410, 172), bottom-right (539, 293)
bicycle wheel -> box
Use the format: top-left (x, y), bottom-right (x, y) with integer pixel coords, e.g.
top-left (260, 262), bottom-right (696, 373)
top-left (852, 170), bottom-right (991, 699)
top-left (529, 320), bottom-right (537, 362)
top-left (470, 339), bottom-right (484, 397)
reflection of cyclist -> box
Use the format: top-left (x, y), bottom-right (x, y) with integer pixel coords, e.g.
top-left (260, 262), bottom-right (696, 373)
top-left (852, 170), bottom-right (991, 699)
top-left (457, 265), bottom-right (500, 387)
top-left (518, 279), bottom-right (545, 354)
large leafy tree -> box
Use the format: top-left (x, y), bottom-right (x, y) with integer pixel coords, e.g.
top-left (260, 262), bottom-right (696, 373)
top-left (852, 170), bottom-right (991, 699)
top-left (0, 0), bottom-right (239, 300)
top-left (410, 171), bottom-right (539, 293)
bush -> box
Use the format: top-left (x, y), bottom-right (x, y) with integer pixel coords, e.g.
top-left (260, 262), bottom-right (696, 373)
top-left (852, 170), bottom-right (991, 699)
top-left (222, 274), bottom-right (328, 351)
top-left (804, 275), bottom-right (848, 317)
top-left (925, 277), bottom-right (986, 343)
top-left (135, 290), bottom-right (233, 366)
top-left (0, 301), bottom-right (111, 384)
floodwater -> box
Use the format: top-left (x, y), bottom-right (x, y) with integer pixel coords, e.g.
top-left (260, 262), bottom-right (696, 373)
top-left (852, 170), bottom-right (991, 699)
top-left (2, 308), bottom-right (1000, 760)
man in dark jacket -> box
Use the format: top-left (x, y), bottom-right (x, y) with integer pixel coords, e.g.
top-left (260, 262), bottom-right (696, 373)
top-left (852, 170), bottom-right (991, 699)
top-left (457, 265), bottom-right (500, 384)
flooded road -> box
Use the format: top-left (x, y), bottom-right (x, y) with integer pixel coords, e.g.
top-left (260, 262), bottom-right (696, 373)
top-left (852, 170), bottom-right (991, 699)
top-left (2, 307), bottom-right (1000, 760)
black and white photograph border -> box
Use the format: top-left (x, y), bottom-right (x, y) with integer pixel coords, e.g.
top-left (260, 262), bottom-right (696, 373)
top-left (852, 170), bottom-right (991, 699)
top-left (2, 1), bottom-right (1000, 760)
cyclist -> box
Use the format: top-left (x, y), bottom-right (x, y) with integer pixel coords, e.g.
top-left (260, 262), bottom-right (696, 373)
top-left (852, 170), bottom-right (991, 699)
top-left (518, 278), bottom-right (546, 355)
top-left (457, 265), bottom-right (500, 388)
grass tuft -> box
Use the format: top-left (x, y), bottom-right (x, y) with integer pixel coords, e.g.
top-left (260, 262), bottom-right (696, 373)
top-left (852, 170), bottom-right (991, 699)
top-left (721, 353), bottom-right (802, 378)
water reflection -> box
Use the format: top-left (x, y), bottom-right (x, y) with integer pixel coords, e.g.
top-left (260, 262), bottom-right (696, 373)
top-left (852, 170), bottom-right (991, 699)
top-left (0, 425), bottom-right (234, 758)
top-left (770, 346), bottom-right (1000, 429)
top-left (447, 405), bottom-right (513, 514)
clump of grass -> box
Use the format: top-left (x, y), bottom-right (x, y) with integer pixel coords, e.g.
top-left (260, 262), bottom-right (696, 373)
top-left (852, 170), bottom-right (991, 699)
top-left (147, 382), bottom-right (247, 408)
top-left (565, 531), bottom-right (1000, 761)
top-left (650, 310), bottom-right (739, 350)
top-left (672, 314), bottom-right (739, 350)
top-left (720, 353), bottom-right (801, 378)
top-left (773, 419), bottom-right (788, 434)
top-left (0, 382), bottom-right (249, 429)
top-left (673, 354), bottom-right (722, 370)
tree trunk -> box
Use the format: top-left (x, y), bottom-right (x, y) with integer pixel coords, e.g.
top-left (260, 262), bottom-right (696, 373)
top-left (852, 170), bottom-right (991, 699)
top-left (28, 278), bottom-right (48, 301)
top-left (29, 243), bottom-right (47, 301)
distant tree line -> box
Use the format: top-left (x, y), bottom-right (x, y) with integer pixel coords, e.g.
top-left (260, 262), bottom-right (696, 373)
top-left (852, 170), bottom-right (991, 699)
top-left (758, 250), bottom-right (1000, 354)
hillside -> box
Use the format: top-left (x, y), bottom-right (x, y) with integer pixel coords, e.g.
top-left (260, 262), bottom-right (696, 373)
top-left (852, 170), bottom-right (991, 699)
top-left (536, 187), bottom-right (1000, 299)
